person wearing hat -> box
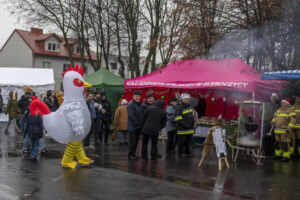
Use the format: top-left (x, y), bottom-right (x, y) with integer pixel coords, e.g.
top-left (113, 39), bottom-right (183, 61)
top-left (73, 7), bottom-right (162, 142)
top-left (272, 98), bottom-right (296, 161)
top-left (114, 99), bottom-right (129, 145)
top-left (166, 97), bottom-right (178, 152)
top-left (99, 91), bottom-right (112, 145)
top-left (18, 86), bottom-right (33, 115)
top-left (142, 92), bottom-right (155, 113)
top-left (262, 93), bottom-right (279, 156)
top-left (175, 93), bottom-right (195, 156)
top-left (127, 90), bottom-right (143, 160)
top-left (291, 90), bottom-right (300, 156)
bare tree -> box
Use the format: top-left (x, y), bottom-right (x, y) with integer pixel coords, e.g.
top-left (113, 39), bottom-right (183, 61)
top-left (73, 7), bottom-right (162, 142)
top-left (110, 1), bottom-right (127, 78)
top-left (158, 1), bottom-right (191, 66)
top-left (120, 0), bottom-right (142, 77)
top-left (142, 0), bottom-right (166, 74)
top-left (179, 0), bottom-right (228, 58)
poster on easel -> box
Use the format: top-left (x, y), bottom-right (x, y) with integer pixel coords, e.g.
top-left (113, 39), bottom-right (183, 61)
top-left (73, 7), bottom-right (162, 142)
top-left (212, 128), bottom-right (227, 158)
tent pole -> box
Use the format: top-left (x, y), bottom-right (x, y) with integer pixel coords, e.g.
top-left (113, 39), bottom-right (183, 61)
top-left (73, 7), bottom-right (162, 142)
top-left (252, 91), bottom-right (256, 121)
top-left (224, 90), bottom-right (227, 119)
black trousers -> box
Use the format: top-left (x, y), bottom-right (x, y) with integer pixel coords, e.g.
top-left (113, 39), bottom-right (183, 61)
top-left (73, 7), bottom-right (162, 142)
top-left (100, 120), bottom-right (111, 143)
top-left (262, 121), bottom-right (275, 156)
top-left (128, 131), bottom-right (140, 157)
top-left (84, 119), bottom-right (96, 146)
top-left (94, 118), bottom-right (103, 144)
top-left (167, 131), bottom-right (177, 151)
top-left (177, 134), bottom-right (192, 155)
top-left (142, 134), bottom-right (158, 160)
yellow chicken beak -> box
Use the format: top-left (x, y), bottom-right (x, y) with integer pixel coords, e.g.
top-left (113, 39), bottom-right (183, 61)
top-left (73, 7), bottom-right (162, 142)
top-left (83, 81), bottom-right (92, 88)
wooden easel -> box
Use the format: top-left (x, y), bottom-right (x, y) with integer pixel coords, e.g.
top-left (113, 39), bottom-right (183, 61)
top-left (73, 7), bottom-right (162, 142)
top-left (198, 126), bottom-right (230, 171)
top-left (218, 157), bottom-right (230, 171)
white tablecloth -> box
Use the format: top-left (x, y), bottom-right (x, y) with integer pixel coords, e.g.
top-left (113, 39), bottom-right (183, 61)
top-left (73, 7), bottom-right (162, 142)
top-left (194, 126), bottom-right (210, 137)
top-left (0, 113), bottom-right (9, 122)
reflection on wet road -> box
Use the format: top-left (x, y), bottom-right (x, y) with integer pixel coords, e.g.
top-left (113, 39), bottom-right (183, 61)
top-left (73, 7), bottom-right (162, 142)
top-left (0, 123), bottom-right (300, 200)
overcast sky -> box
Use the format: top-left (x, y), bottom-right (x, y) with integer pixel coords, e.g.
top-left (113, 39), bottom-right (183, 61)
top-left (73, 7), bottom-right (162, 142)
top-left (0, 3), bottom-right (149, 58)
top-left (0, 4), bottom-right (25, 48)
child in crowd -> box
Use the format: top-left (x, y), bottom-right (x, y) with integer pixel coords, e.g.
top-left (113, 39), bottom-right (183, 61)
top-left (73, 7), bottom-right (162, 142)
top-left (24, 113), bottom-right (44, 161)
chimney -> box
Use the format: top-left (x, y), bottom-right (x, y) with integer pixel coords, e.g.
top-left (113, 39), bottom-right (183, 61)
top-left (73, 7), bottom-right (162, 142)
top-left (30, 28), bottom-right (43, 34)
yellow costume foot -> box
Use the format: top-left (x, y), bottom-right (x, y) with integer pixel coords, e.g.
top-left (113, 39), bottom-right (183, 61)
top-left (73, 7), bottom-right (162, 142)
top-left (61, 160), bottom-right (77, 169)
top-left (75, 142), bottom-right (93, 165)
top-left (78, 157), bottom-right (94, 165)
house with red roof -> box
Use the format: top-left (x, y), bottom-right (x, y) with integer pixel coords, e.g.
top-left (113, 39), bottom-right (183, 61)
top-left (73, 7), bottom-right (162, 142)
top-left (0, 28), bottom-right (148, 89)
top-left (0, 28), bottom-right (98, 90)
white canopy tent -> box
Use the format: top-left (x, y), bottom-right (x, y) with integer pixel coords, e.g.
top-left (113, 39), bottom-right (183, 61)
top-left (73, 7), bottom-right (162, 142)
top-left (0, 67), bottom-right (55, 104)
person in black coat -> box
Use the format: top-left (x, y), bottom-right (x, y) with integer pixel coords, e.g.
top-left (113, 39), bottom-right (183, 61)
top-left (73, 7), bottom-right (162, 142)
top-left (127, 91), bottom-right (143, 160)
top-left (18, 92), bottom-right (32, 115)
top-left (44, 90), bottom-right (58, 112)
top-left (141, 99), bottom-right (167, 161)
top-left (175, 93), bottom-right (195, 156)
top-left (142, 93), bottom-right (155, 113)
top-left (99, 91), bottom-right (112, 145)
top-left (24, 114), bottom-right (43, 161)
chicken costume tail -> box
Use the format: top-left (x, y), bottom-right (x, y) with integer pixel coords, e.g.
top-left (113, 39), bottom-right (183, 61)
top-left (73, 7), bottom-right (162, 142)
top-left (29, 99), bottom-right (51, 117)
top-left (61, 141), bottom-right (93, 169)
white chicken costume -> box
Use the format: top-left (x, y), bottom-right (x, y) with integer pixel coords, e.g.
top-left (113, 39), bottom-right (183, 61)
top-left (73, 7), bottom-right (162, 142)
top-left (30, 65), bottom-right (93, 169)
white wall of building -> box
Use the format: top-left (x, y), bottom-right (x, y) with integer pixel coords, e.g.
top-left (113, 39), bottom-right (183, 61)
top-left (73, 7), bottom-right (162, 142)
top-left (0, 32), bottom-right (33, 67)
top-left (34, 55), bottom-right (95, 90)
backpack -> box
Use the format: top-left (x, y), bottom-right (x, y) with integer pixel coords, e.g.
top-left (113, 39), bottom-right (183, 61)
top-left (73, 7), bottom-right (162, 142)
top-left (28, 114), bottom-right (44, 139)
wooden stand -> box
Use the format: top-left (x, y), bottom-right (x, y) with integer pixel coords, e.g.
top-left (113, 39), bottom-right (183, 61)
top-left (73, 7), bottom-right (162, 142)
top-left (198, 126), bottom-right (230, 171)
top-left (218, 157), bottom-right (230, 171)
top-left (198, 152), bottom-right (230, 171)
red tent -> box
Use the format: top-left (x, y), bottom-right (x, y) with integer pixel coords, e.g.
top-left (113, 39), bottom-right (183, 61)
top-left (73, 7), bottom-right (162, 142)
top-left (125, 58), bottom-right (282, 119)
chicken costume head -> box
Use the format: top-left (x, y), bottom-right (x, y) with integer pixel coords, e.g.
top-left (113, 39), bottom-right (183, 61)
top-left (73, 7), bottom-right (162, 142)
top-left (62, 65), bottom-right (91, 101)
top-left (30, 64), bottom-right (93, 168)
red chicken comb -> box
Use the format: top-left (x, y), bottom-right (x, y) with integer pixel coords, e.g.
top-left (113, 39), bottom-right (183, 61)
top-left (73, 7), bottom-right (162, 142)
top-left (62, 64), bottom-right (84, 77)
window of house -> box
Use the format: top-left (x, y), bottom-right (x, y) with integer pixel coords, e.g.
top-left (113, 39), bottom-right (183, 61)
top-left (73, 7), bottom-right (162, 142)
top-left (42, 61), bottom-right (51, 68)
top-left (47, 43), bottom-right (57, 51)
top-left (110, 62), bottom-right (117, 70)
top-left (46, 41), bottom-right (60, 52)
top-left (75, 46), bottom-right (80, 54)
top-left (63, 64), bottom-right (70, 72)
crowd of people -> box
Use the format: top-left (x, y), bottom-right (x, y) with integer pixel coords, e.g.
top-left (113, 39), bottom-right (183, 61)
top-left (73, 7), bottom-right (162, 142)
top-left (126, 91), bottom-right (196, 161)
top-left (262, 91), bottom-right (300, 161)
top-left (0, 86), bottom-right (60, 161)
top-left (2, 85), bottom-right (300, 163)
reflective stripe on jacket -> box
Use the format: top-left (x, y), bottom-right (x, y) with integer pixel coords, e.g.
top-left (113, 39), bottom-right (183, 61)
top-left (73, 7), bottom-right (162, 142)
top-left (272, 107), bottom-right (296, 133)
top-left (291, 103), bottom-right (300, 129)
top-left (175, 103), bottom-right (195, 135)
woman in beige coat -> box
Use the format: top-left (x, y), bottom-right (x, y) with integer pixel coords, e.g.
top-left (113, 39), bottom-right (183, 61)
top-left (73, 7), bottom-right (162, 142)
top-left (114, 99), bottom-right (129, 145)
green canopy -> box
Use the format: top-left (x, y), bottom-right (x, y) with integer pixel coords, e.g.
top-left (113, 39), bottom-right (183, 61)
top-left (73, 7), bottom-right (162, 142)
top-left (85, 68), bottom-right (125, 123)
top-left (85, 67), bottom-right (124, 88)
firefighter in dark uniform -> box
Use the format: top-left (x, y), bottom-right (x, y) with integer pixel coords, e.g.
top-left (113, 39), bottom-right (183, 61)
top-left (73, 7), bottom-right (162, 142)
top-left (291, 90), bottom-right (300, 156)
top-left (175, 93), bottom-right (195, 156)
top-left (272, 98), bottom-right (296, 161)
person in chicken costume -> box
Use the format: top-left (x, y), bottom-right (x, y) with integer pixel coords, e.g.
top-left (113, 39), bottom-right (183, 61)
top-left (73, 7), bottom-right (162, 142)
top-left (29, 65), bottom-right (93, 168)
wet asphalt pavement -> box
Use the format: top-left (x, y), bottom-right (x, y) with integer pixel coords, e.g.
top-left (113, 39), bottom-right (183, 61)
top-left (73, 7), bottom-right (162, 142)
top-left (0, 122), bottom-right (300, 200)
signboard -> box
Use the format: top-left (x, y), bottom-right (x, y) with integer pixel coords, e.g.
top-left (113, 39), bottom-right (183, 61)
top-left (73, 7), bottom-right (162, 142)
top-left (212, 128), bottom-right (227, 158)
